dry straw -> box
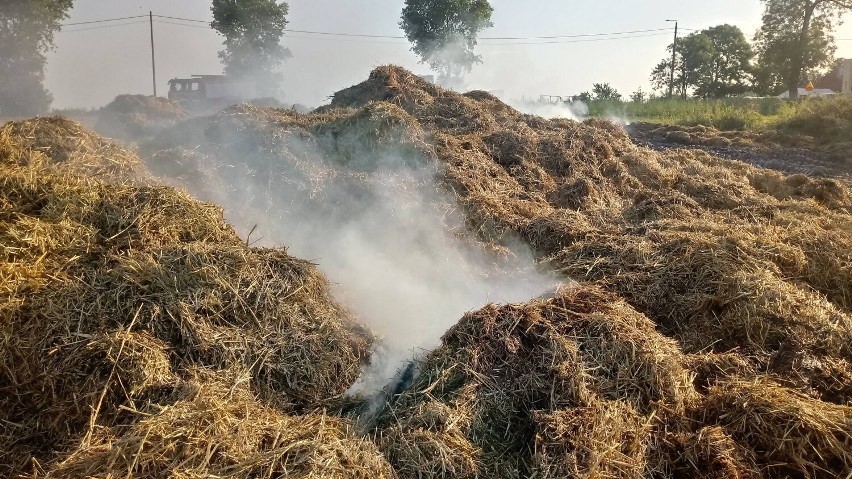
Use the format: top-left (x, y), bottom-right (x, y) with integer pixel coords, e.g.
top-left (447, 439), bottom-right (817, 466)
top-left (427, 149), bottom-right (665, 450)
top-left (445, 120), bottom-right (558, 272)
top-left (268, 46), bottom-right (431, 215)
top-left (4, 64), bottom-right (852, 478)
top-left (0, 119), bottom-right (380, 477)
top-left (139, 66), bottom-right (851, 478)
top-left (324, 66), bottom-right (852, 478)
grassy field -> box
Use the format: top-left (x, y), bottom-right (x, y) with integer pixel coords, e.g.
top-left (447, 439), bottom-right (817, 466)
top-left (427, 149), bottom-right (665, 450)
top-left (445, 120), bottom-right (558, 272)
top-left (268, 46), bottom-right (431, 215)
top-left (590, 95), bottom-right (852, 144)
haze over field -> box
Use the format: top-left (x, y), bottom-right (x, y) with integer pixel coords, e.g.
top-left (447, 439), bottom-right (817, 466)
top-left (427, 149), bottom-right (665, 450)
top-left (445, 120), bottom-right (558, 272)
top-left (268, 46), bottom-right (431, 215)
top-left (46, 0), bottom-right (852, 109)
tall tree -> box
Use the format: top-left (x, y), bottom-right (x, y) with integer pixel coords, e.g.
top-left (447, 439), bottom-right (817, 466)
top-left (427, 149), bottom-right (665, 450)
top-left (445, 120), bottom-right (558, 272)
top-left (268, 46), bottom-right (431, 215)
top-left (754, 0), bottom-right (851, 98)
top-left (211, 0), bottom-right (291, 97)
top-left (650, 25), bottom-right (753, 99)
top-left (400, 0), bottom-right (493, 83)
top-left (696, 25), bottom-right (755, 98)
top-left (0, 0), bottom-right (73, 116)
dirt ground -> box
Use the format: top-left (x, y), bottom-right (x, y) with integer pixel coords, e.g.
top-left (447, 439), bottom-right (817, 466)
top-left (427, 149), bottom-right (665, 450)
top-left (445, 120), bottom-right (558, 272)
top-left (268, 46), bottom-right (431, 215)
top-left (628, 122), bottom-right (852, 184)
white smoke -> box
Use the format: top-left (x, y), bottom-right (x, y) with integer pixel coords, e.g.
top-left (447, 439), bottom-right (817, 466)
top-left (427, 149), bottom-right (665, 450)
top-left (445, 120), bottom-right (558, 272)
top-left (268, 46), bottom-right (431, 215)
top-left (148, 113), bottom-right (559, 396)
top-left (505, 97), bottom-right (587, 119)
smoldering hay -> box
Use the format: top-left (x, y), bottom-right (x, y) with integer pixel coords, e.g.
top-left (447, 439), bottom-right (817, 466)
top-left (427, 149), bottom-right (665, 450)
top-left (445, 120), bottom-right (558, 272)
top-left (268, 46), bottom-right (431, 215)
top-left (0, 117), bottom-right (388, 478)
top-left (0, 66), bottom-right (849, 478)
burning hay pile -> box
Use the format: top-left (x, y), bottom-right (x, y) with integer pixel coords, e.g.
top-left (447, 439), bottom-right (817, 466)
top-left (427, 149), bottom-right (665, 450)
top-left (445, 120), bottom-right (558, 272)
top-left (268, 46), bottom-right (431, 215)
top-left (0, 118), bottom-right (392, 477)
top-left (4, 65), bottom-right (852, 478)
top-left (141, 66), bottom-right (852, 478)
top-left (339, 67), bottom-right (852, 478)
top-left (376, 286), bottom-right (852, 478)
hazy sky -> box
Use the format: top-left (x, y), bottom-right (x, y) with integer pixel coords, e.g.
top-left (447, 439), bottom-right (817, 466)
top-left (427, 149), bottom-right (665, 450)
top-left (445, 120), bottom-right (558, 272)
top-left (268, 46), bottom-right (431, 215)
top-left (45, 0), bottom-right (852, 109)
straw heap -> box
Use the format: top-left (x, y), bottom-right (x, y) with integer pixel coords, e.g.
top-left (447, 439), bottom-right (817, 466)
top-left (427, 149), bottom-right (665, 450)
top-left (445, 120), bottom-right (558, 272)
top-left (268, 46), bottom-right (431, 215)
top-left (0, 118), bottom-right (386, 477)
top-left (3, 65), bottom-right (852, 478)
top-left (151, 66), bottom-right (849, 478)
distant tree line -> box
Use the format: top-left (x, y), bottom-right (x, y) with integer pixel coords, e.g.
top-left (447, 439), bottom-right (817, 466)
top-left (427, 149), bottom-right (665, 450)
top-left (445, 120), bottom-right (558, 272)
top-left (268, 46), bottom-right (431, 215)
top-left (650, 0), bottom-right (852, 99)
top-left (3, 0), bottom-right (848, 114)
top-left (651, 24), bottom-right (754, 99)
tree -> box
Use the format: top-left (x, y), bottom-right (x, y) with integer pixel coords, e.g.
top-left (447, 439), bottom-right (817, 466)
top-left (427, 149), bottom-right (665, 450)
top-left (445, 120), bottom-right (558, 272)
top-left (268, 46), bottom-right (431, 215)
top-left (651, 34), bottom-right (711, 98)
top-left (754, 0), bottom-right (851, 98)
top-left (592, 83), bottom-right (622, 102)
top-left (211, 0), bottom-right (291, 97)
top-left (630, 87), bottom-right (647, 103)
top-left (650, 25), bottom-right (753, 99)
top-left (696, 25), bottom-right (754, 98)
top-left (0, 0), bottom-right (73, 116)
top-left (400, 0), bottom-right (493, 82)
top-left (651, 57), bottom-right (682, 98)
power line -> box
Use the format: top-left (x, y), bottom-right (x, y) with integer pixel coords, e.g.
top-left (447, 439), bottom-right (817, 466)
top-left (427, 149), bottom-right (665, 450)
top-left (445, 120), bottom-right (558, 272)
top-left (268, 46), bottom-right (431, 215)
top-left (287, 35), bottom-right (408, 45)
top-left (286, 29), bottom-right (403, 39)
top-left (279, 26), bottom-right (675, 41)
top-left (287, 34), bottom-right (410, 45)
top-left (152, 20), bottom-right (408, 45)
top-left (154, 19), bottom-right (214, 29)
top-left (61, 15), bottom-right (146, 27)
top-left (279, 30), bottom-right (673, 45)
top-left (479, 32), bottom-right (673, 46)
top-left (153, 15), bottom-right (209, 23)
top-left (482, 27), bottom-right (673, 40)
top-left (63, 13), bottom-right (680, 47)
top-left (152, 18), bottom-right (676, 45)
top-left (123, 12), bottom-right (679, 42)
top-left (58, 20), bottom-right (149, 33)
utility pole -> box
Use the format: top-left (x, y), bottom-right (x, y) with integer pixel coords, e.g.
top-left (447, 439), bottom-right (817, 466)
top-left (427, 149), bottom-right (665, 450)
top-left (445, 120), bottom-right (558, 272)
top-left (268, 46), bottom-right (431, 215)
top-left (150, 11), bottom-right (157, 97)
top-left (666, 19), bottom-right (678, 99)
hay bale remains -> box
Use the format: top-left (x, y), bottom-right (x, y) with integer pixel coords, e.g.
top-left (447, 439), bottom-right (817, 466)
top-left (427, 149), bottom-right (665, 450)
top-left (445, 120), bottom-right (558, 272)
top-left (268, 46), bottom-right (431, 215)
top-left (1, 116), bottom-right (147, 183)
top-left (665, 426), bottom-right (759, 479)
top-left (531, 402), bottom-right (652, 478)
top-left (702, 379), bottom-right (852, 478)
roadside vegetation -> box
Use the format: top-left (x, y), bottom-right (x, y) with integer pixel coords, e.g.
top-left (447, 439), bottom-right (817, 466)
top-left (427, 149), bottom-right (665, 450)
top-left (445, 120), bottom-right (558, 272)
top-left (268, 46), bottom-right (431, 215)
top-left (588, 95), bottom-right (852, 142)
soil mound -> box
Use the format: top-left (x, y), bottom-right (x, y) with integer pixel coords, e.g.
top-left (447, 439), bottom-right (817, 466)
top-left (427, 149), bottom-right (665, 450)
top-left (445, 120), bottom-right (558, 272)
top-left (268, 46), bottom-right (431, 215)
top-left (0, 118), bottom-right (384, 477)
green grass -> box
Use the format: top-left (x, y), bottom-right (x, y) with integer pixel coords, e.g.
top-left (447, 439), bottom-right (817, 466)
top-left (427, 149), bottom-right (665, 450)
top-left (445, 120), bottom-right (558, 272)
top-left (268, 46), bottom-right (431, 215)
top-left (774, 95), bottom-right (852, 144)
top-left (589, 97), bottom-right (795, 130)
top-left (586, 95), bottom-right (852, 144)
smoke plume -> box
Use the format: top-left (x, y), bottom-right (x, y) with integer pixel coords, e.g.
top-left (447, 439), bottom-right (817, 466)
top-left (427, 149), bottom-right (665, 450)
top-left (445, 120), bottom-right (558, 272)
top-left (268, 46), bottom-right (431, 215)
top-left (146, 108), bottom-right (558, 394)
